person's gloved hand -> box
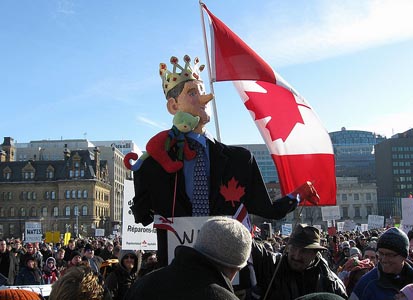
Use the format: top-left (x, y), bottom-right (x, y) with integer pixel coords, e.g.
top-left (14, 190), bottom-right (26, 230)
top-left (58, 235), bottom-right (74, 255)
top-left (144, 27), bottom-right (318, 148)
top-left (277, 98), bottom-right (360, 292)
top-left (290, 181), bottom-right (320, 205)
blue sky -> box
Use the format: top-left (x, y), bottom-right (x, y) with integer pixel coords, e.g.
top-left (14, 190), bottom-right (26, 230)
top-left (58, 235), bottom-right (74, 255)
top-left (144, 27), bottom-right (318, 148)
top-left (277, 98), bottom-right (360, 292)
top-left (1, 0), bottom-right (413, 149)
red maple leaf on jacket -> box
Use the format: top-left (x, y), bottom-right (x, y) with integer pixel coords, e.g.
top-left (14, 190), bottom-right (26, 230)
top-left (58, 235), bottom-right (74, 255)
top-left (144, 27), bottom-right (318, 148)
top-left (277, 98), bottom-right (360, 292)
top-left (244, 81), bottom-right (304, 142)
top-left (220, 177), bottom-right (245, 207)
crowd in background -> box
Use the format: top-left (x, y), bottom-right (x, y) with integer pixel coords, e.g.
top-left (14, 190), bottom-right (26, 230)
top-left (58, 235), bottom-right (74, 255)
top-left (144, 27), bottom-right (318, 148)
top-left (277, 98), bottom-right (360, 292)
top-left (0, 226), bottom-right (413, 299)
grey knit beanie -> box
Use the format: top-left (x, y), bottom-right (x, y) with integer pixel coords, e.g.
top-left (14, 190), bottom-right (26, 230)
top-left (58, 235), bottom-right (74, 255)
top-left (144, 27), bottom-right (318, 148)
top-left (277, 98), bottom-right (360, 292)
top-left (194, 217), bottom-right (252, 269)
top-left (377, 227), bottom-right (409, 258)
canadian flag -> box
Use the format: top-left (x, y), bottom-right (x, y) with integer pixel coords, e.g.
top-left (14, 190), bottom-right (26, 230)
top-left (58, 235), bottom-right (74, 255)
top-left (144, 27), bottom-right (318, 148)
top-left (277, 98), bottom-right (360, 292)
top-left (202, 4), bottom-right (336, 205)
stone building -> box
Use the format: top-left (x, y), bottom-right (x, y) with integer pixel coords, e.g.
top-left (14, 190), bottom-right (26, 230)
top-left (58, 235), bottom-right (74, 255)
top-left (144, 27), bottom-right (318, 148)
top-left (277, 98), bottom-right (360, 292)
top-left (0, 140), bottom-right (111, 239)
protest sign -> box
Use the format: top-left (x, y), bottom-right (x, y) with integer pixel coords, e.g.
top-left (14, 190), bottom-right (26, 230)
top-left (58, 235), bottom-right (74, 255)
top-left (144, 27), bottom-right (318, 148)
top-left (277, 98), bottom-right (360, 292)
top-left (122, 179), bottom-right (157, 250)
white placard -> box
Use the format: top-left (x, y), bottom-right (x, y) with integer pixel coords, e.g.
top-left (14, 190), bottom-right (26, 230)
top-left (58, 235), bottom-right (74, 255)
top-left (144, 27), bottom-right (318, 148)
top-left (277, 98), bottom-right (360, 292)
top-left (164, 216), bottom-right (213, 264)
top-left (368, 215), bottom-right (385, 230)
top-left (321, 206), bottom-right (341, 221)
top-left (122, 180), bottom-right (158, 250)
top-left (336, 222), bottom-right (344, 232)
top-left (95, 229), bottom-right (105, 237)
top-left (24, 222), bottom-right (42, 243)
top-left (281, 223), bottom-right (293, 236)
top-left (400, 220), bottom-right (413, 234)
top-left (402, 198), bottom-right (413, 225)
top-left (343, 220), bottom-right (356, 231)
top-left (361, 224), bottom-right (368, 232)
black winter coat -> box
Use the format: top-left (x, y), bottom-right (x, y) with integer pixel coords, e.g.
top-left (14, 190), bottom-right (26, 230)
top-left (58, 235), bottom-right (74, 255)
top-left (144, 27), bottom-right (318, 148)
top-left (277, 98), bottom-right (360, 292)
top-left (252, 242), bottom-right (348, 300)
top-left (15, 266), bottom-right (44, 285)
top-left (125, 246), bottom-right (239, 300)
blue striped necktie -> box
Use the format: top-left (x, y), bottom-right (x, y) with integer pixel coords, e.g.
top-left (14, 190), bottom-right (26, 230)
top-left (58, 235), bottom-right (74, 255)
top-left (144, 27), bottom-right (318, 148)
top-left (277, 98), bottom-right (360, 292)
top-left (188, 139), bottom-right (209, 216)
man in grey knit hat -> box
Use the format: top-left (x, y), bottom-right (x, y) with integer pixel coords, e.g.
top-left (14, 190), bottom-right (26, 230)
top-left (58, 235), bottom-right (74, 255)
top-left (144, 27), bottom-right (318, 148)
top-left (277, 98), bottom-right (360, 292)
top-left (350, 227), bottom-right (413, 300)
top-left (124, 217), bottom-right (252, 300)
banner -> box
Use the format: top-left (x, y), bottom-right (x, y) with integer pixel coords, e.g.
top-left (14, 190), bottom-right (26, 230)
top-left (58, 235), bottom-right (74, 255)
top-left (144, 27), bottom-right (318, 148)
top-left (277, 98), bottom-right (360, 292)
top-left (368, 215), bottom-right (385, 230)
top-left (336, 222), bottom-right (344, 232)
top-left (161, 216), bottom-right (213, 264)
top-left (24, 222), bottom-right (42, 243)
top-left (402, 198), bottom-right (413, 225)
top-left (321, 206), bottom-right (341, 221)
top-left (122, 180), bottom-right (157, 250)
top-left (281, 223), bottom-right (293, 236)
top-left (45, 231), bottom-right (60, 244)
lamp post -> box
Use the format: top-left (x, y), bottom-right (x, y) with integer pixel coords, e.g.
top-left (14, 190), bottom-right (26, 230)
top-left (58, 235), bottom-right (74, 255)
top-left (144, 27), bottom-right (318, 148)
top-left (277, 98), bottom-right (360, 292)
top-left (75, 208), bottom-right (79, 238)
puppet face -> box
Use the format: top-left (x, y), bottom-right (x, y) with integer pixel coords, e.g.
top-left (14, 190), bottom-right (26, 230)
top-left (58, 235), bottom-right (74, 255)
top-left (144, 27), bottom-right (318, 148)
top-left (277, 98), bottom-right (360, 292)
top-left (169, 80), bottom-right (213, 133)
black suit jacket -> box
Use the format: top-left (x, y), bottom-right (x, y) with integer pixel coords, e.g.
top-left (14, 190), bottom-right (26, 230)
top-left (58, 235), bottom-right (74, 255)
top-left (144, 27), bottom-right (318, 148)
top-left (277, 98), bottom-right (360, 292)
top-left (131, 139), bottom-right (297, 265)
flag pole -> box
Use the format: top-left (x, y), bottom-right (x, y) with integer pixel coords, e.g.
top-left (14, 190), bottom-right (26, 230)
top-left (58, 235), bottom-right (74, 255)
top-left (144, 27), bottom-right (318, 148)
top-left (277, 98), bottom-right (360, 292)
top-left (199, 1), bottom-right (221, 142)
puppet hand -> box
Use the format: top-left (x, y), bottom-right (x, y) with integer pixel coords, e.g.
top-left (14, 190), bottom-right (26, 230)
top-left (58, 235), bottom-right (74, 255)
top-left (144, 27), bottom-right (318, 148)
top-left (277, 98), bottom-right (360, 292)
top-left (291, 181), bottom-right (320, 205)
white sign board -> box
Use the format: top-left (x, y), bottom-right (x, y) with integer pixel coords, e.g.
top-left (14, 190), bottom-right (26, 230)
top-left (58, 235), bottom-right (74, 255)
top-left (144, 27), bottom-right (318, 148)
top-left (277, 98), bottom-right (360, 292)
top-left (368, 215), bottom-right (385, 230)
top-left (343, 220), bottom-right (356, 232)
top-left (313, 224), bottom-right (322, 232)
top-left (122, 180), bottom-right (158, 250)
top-left (400, 220), bottom-right (413, 234)
top-left (25, 222), bottom-right (42, 243)
top-left (321, 206), bottom-right (341, 221)
top-left (165, 216), bottom-right (213, 264)
top-left (281, 223), bottom-right (293, 236)
top-left (361, 224), bottom-right (368, 232)
top-left (402, 198), bottom-right (413, 225)
top-left (336, 222), bottom-right (344, 232)
top-left (95, 229), bottom-right (105, 237)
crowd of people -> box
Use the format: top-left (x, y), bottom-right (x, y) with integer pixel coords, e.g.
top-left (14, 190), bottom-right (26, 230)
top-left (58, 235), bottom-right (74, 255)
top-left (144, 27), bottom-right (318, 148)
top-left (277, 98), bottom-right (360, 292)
top-left (0, 222), bottom-right (412, 300)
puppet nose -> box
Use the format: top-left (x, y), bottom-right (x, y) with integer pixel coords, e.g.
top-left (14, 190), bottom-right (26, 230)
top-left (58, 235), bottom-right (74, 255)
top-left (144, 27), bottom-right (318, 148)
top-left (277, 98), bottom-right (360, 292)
top-left (200, 93), bottom-right (214, 105)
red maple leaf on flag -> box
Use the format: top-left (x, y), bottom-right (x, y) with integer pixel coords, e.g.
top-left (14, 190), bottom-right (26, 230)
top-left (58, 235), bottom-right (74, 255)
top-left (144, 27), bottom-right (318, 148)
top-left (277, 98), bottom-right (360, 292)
top-left (244, 81), bottom-right (304, 142)
top-left (220, 177), bottom-right (245, 207)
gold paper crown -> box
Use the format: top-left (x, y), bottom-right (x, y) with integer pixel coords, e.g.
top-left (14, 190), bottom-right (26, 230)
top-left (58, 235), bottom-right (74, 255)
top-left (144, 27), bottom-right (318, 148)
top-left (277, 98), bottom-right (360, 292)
top-left (159, 55), bottom-right (205, 96)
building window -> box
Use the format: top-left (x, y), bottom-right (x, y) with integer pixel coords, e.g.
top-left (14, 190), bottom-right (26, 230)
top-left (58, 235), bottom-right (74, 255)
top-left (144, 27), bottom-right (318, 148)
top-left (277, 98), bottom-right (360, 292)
top-left (82, 205), bottom-right (88, 216)
top-left (83, 190), bottom-right (88, 198)
top-left (20, 207), bottom-right (26, 217)
top-left (10, 207), bottom-right (15, 217)
top-left (65, 190), bottom-right (70, 199)
top-left (74, 205), bottom-right (79, 216)
top-left (42, 207), bottom-right (48, 217)
top-left (366, 193), bottom-right (372, 201)
top-left (27, 192), bottom-right (31, 200)
top-left (77, 190), bottom-right (82, 199)
top-left (342, 194), bottom-right (347, 201)
top-left (32, 192), bottom-right (36, 200)
top-left (53, 207), bottom-right (59, 217)
top-left (69, 170), bottom-right (73, 178)
top-left (72, 190), bottom-right (76, 198)
top-left (51, 191), bottom-right (56, 200)
top-left (65, 206), bottom-right (70, 216)
top-left (354, 207), bottom-right (361, 218)
top-left (342, 207), bottom-right (348, 218)
top-left (366, 206), bottom-right (372, 216)
top-left (8, 192), bottom-right (12, 200)
top-left (30, 207), bottom-right (36, 217)
top-left (354, 193), bottom-right (359, 201)
top-left (9, 224), bottom-right (15, 236)
top-left (0, 208), bottom-right (4, 217)
top-left (45, 191), bottom-right (49, 200)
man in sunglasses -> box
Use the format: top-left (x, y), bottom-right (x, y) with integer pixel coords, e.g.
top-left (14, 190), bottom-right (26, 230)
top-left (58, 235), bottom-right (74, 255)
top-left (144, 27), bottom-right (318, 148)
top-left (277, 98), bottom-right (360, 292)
top-left (350, 227), bottom-right (413, 300)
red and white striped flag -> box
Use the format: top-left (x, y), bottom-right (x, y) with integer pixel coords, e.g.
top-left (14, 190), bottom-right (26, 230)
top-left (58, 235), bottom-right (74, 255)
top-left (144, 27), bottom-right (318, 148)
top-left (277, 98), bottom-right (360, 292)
top-left (202, 4), bottom-right (336, 206)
